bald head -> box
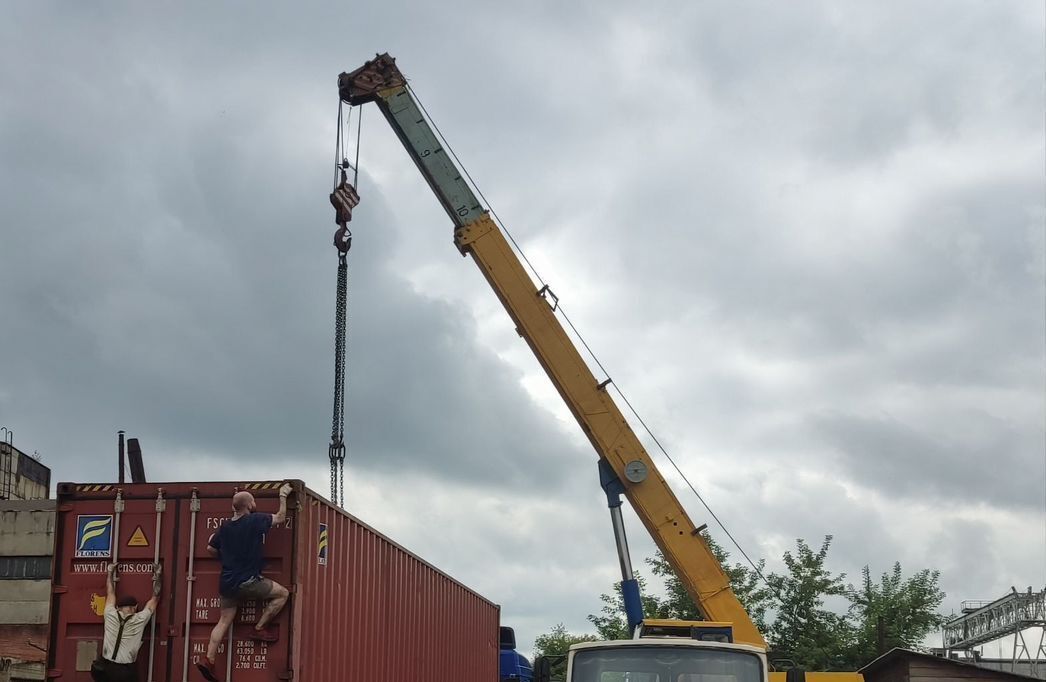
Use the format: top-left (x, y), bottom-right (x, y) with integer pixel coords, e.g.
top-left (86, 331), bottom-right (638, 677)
top-left (232, 491), bottom-right (255, 513)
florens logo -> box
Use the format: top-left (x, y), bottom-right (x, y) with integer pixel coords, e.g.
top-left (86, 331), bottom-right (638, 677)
top-left (75, 515), bottom-right (114, 558)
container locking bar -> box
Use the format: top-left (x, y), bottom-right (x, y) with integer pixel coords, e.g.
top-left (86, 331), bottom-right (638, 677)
top-left (181, 489), bottom-right (200, 682)
top-left (146, 489), bottom-right (165, 682)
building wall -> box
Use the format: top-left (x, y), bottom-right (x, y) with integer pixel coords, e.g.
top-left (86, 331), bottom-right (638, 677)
top-left (909, 659), bottom-right (1012, 682)
top-left (864, 650), bottom-right (1042, 682)
top-left (0, 500), bottom-right (55, 682)
top-left (0, 624), bottom-right (47, 682)
top-left (0, 582), bottom-right (49, 625)
top-left (0, 443), bottom-right (50, 502)
top-left (0, 501), bottom-right (54, 557)
top-left (873, 658), bottom-right (913, 682)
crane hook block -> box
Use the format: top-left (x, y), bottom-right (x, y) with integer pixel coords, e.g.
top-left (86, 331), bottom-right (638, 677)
top-left (334, 224), bottom-right (352, 253)
top-left (330, 181), bottom-right (360, 226)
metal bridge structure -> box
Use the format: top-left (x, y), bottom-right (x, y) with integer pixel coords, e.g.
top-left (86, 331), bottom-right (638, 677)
top-left (943, 588), bottom-right (1046, 676)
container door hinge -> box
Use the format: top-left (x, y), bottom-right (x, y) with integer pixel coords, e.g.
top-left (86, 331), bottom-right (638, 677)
top-left (278, 672), bottom-right (294, 680)
top-left (52, 585), bottom-right (68, 594)
top-left (47, 668), bottom-right (63, 678)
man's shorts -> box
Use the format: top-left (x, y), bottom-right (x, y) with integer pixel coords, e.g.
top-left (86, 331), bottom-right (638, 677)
top-left (221, 577), bottom-right (274, 608)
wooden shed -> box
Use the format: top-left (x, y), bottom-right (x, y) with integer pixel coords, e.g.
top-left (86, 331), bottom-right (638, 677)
top-left (860, 649), bottom-right (1040, 682)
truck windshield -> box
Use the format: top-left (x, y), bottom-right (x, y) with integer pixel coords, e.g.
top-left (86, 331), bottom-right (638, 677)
top-left (571, 646), bottom-right (763, 682)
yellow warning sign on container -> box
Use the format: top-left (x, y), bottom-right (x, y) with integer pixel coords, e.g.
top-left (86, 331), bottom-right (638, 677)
top-left (127, 526), bottom-right (149, 547)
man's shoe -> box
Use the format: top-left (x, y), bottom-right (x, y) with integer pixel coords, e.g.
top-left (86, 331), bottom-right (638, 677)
top-left (196, 658), bottom-right (220, 682)
top-left (250, 627), bottom-right (278, 643)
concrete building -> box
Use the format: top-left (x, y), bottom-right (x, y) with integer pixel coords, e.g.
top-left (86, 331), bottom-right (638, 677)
top-left (0, 437), bottom-right (50, 501)
top-left (0, 499), bottom-right (55, 682)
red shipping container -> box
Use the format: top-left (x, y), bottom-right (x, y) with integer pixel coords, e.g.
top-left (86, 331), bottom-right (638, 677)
top-left (46, 480), bottom-right (500, 681)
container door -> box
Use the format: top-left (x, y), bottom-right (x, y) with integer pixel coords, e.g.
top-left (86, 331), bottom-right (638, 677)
top-left (168, 490), bottom-right (295, 682)
top-left (48, 487), bottom-right (177, 681)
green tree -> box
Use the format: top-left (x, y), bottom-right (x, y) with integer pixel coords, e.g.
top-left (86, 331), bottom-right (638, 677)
top-left (846, 563), bottom-right (946, 666)
top-left (587, 573), bottom-right (670, 640)
top-left (533, 623), bottom-right (599, 680)
top-left (646, 538), bottom-right (775, 633)
top-left (646, 552), bottom-right (702, 620)
top-left (537, 534), bottom-right (945, 675)
top-left (589, 533), bottom-right (776, 640)
top-left (766, 536), bottom-right (854, 671)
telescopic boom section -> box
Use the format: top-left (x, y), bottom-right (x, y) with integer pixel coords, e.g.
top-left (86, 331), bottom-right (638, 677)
top-left (339, 53), bottom-right (767, 650)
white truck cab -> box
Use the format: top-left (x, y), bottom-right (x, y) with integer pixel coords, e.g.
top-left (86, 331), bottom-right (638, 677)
top-left (564, 639), bottom-right (767, 682)
top-left (536, 621), bottom-right (770, 682)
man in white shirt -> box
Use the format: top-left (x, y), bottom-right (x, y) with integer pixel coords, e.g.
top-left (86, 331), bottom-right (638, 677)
top-left (91, 562), bottom-right (161, 682)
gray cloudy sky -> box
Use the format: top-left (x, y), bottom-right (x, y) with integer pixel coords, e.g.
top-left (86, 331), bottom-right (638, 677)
top-left (1, 0), bottom-right (1043, 658)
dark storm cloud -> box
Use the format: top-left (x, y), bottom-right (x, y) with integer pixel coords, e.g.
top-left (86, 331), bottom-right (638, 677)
top-left (0, 0), bottom-right (1042, 657)
top-left (810, 410), bottom-right (1040, 509)
top-left (0, 2), bottom-right (593, 490)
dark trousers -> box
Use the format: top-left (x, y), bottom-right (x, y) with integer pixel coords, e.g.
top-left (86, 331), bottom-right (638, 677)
top-left (90, 659), bottom-right (139, 682)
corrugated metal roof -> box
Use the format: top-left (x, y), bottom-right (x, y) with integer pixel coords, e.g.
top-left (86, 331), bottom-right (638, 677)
top-left (860, 648), bottom-right (1041, 681)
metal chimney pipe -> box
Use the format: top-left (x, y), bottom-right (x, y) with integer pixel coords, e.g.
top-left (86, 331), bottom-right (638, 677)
top-left (118, 430), bottom-right (125, 484)
top-left (127, 438), bottom-right (146, 483)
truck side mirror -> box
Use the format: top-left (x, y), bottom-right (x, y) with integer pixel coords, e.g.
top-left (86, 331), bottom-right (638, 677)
top-left (534, 655), bottom-right (553, 682)
top-left (499, 626), bottom-right (517, 650)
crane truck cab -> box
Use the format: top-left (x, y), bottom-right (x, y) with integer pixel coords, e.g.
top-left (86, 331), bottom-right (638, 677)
top-left (535, 621), bottom-right (769, 682)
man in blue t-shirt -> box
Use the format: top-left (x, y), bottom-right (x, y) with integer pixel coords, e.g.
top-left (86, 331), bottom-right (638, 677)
top-left (196, 483), bottom-right (292, 682)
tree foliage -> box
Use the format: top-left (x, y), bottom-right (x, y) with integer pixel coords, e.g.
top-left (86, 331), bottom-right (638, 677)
top-left (587, 573), bottom-right (669, 640)
top-left (534, 534), bottom-right (946, 672)
top-left (533, 623), bottom-right (598, 679)
top-left (765, 536), bottom-right (854, 670)
top-left (694, 532), bottom-right (775, 634)
top-left (846, 563), bottom-right (946, 663)
top-left (644, 535), bottom-right (776, 633)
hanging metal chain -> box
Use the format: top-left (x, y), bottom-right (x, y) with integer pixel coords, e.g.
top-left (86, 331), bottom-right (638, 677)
top-left (327, 100), bottom-right (361, 508)
top-left (329, 251), bottom-right (348, 506)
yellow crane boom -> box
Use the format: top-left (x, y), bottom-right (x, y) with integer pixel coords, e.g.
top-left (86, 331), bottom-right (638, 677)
top-left (339, 52), bottom-right (765, 649)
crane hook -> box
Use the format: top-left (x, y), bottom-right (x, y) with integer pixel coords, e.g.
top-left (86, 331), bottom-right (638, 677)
top-left (334, 224), bottom-right (352, 254)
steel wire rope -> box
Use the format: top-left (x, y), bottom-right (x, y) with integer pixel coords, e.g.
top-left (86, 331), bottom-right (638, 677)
top-left (354, 106), bottom-right (362, 187)
top-left (404, 82), bottom-right (779, 593)
top-left (333, 101), bottom-right (346, 190)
